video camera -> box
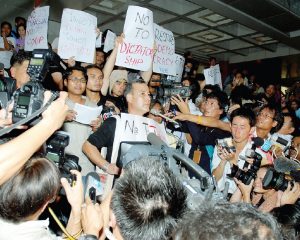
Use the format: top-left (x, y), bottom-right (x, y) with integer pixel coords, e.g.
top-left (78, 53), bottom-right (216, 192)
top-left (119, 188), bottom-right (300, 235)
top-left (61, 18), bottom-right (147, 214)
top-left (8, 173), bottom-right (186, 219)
top-left (45, 131), bottom-right (81, 184)
top-left (12, 49), bottom-right (67, 123)
top-left (157, 75), bottom-right (191, 99)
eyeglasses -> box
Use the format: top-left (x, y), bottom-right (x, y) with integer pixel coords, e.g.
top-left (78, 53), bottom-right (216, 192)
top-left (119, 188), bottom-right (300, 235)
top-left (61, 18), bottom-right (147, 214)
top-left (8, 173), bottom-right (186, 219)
top-left (68, 77), bottom-right (87, 84)
top-left (257, 111), bottom-right (274, 120)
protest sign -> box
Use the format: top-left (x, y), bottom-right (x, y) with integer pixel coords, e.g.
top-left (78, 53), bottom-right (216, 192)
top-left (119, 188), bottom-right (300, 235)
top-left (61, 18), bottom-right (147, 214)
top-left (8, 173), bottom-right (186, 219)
top-left (58, 8), bottom-right (97, 63)
top-left (171, 54), bottom-right (185, 82)
top-left (0, 51), bottom-right (13, 68)
top-left (25, 6), bottom-right (49, 51)
top-left (116, 6), bottom-right (154, 71)
top-left (153, 24), bottom-right (175, 75)
top-left (95, 32), bottom-right (102, 48)
top-left (103, 30), bottom-right (116, 53)
top-left (203, 64), bottom-right (222, 89)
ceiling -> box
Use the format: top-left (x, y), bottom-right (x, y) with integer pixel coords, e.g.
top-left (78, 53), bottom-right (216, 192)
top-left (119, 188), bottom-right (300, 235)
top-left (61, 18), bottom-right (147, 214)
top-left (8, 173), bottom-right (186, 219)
top-left (1, 0), bottom-right (300, 63)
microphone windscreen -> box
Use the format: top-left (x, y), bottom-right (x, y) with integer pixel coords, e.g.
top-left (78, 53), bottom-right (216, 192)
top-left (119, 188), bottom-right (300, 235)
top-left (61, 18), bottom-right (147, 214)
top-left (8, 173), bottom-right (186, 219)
top-left (274, 156), bottom-right (300, 173)
top-left (147, 133), bottom-right (167, 147)
top-left (253, 137), bottom-right (264, 147)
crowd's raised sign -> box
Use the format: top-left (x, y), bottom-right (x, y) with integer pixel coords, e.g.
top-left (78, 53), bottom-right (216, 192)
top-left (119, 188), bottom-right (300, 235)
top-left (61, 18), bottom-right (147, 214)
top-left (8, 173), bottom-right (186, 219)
top-left (116, 6), bottom-right (154, 71)
top-left (171, 54), bottom-right (185, 82)
top-left (95, 32), bottom-right (102, 48)
top-left (153, 24), bottom-right (175, 75)
top-left (25, 6), bottom-right (49, 51)
top-left (103, 30), bottom-right (116, 53)
top-left (0, 51), bottom-right (13, 69)
top-left (102, 113), bottom-right (168, 197)
top-left (58, 9), bottom-right (97, 63)
top-left (204, 64), bottom-right (222, 89)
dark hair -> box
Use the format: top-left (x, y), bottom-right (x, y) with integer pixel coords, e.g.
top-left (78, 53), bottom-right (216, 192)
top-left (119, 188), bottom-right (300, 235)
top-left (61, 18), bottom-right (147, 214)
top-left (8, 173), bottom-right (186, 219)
top-left (111, 157), bottom-right (187, 240)
top-left (272, 204), bottom-right (300, 239)
top-left (173, 201), bottom-right (282, 240)
top-left (230, 107), bottom-right (256, 127)
top-left (10, 50), bottom-right (32, 66)
top-left (16, 23), bottom-right (26, 32)
top-left (206, 91), bottom-right (229, 111)
top-left (124, 78), bottom-right (146, 97)
top-left (63, 66), bottom-right (88, 81)
top-left (85, 64), bottom-right (102, 72)
top-left (234, 71), bottom-right (244, 79)
top-left (15, 17), bottom-right (26, 24)
top-left (1, 21), bottom-right (12, 31)
top-left (259, 104), bottom-right (284, 133)
top-left (230, 85), bottom-right (252, 106)
top-left (0, 158), bottom-right (60, 223)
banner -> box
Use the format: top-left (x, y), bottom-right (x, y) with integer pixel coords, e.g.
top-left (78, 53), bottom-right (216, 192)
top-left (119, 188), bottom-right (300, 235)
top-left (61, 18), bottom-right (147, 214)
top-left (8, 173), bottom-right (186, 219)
top-left (58, 8), bottom-right (97, 63)
top-left (203, 64), bottom-right (222, 89)
top-left (153, 24), bottom-right (175, 75)
top-left (116, 6), bottom-right (154, 71)
top-left (25, 6), bottom-right (49, 51)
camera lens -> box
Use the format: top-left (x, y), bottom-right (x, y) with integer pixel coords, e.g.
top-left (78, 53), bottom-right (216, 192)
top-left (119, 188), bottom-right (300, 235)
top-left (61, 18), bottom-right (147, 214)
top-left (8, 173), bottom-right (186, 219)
top-left (263, 168), bottom-right (288, 191)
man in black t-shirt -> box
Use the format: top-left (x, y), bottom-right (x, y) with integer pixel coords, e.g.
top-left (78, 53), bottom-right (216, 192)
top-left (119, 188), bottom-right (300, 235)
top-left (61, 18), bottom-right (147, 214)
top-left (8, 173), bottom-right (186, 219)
top-left (82, 79), bottom-right (151, 175)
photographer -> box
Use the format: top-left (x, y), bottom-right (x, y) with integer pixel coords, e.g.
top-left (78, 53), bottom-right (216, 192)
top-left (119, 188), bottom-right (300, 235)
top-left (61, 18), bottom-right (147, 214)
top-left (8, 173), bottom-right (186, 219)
top-left (0, 91), bottom-right (68, 185)
top-left (211, 107), bottom-right (256, 194)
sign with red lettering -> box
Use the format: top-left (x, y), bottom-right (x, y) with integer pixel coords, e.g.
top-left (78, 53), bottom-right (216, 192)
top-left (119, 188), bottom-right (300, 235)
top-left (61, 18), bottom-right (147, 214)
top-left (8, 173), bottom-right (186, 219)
top-left (116, 6), bottom-right (154, 71)
top-left (58, 9), bottom-right (97, 63)
top-left (25, 6), bottom-right (49, 51)
top-left (153, 24), bottom-right (176, 75)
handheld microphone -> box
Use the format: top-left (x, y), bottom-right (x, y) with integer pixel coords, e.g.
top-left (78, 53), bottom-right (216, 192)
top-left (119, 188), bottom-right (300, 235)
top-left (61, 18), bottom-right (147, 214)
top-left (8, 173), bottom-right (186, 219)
top-left (252, 137), bottom-right (264, 149)
top-left (150, 109), bottom-right (181, 126)
top-left (84, 172), bottom-right (103, 202)
top-left (273, 156), bottom-right (300, 173)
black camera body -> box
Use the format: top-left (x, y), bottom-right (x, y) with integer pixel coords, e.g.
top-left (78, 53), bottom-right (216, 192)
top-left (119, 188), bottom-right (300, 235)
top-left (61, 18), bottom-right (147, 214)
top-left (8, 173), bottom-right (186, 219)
top-left (157, 75), bottom-right (191, 99)
top-left (263, 168), bottom-right (294, 191)
top-left (45, 131), bottom-right (81, 183)
top-left (12, 49), bottom-right (67, 123)
top-left (228, 151), bottom-right (262, 185)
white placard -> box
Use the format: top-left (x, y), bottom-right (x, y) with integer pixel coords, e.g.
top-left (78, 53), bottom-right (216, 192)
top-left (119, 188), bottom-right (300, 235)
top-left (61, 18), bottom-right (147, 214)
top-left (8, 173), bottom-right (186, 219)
top-left (102, 113), bottom-right (168, 198)
top-left (73, 104), bottom-right (102, 124)
top-left (0, 51), bottom-right (13, 69)
top-left (58, 8), bottom-right (97, 63)
top-left (153, 24), bottom-right (175, 75)
top-left (116, 5), bottom-right (155, 71)
top-left (25, 6), bottom-right (49, 51)
top-left (203, 64), bottom-right (222, 89)
top-left (172, 54), bottom-right (185, 82)
top-left (95, 32), bottom-right (102, 48)
top-left (103, 30), bottom-right (116, 53)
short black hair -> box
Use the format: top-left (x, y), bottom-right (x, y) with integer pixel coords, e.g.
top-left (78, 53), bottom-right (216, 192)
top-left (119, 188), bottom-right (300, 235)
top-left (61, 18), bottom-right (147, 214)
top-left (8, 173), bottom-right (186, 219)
top-left (63, 66), bottom-right (88, 81)
top-left (1, 21), bottom-right (12, 30)
top-left (206, 91), bottom-right (229, 111)
top-left (10, 51), bottom-right (32, 66)
top-left (111, 157), bottom-right (187, 240)
top-left (230, 107), bottom-right (256, 127)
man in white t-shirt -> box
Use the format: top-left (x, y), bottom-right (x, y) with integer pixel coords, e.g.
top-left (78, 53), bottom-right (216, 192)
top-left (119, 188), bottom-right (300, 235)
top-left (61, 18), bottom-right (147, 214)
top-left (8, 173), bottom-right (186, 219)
top-left (0, 21), bottom-right (15, 68)
top-left (212, 107), bottom-right (256, 194)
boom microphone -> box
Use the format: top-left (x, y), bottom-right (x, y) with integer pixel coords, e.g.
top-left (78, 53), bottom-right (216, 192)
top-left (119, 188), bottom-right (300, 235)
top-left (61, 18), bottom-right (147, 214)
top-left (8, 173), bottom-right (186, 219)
top-left (150, 109), bottom-right (181, 126)
top-left (273, 156), bottom-right (300, 173)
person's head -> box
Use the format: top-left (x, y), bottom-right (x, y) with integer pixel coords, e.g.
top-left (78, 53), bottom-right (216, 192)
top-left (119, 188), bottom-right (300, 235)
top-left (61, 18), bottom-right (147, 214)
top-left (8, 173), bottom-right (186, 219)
top-left (0, 157), bottom-right (60, 223)
top-left (63, 66), bottom-right (87, 96)
top-left (290, 136), bottom-right (300, 161)
top-left (17, 24), bottom-right (26, 38)
top-left (290, 100), bottom-right (299, 111)
top-left (10, 51), bottom-right (31, 87)
top-left (15, 17), bottom-right (26, 27)
top-left (85, 65), bottom-right (103, 92)
top-left (272, 203), bottom-right (300, 239)
top-left (125, 78), bottom-right (151, 115)
top-left (182, 77), bottom-right (191, 87)
top-left (95, 48), bottom-right (105, 67)
top-left (277, 112), bottom-right (295, 135)
top-left (173, 201), bottom-right (282, 240)
top-left (109, 70), bottom-right (128, 97)
top-left (148, 100), bottom-right (163, 123)
top-left (232, 71), bottom-right (244, 87)
top-left (203, 91), bottom-right (228, 119)
top-left (265, 84), bottom-right (276, 98)
top-left (111, 157), bottom-right (188, 240)
top-left (230, 85), bottom-right (253, 106)
top-left (253, 165), bottom-right (274, 194)
top-left (230, 108), bottom-right (256, 144)
top-left (209, 57), bottom-right (216, 67)
top-left (1, 21), bottom-right (12, 37)
top-left (149, 73), bottom-right (161, 94)
top-left (256, 104), bottom-right (284, 134)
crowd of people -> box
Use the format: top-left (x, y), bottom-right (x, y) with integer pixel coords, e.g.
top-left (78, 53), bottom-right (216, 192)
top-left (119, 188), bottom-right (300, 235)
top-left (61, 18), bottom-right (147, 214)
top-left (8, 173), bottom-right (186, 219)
top-left (0, 11), bottom-right (300, 240)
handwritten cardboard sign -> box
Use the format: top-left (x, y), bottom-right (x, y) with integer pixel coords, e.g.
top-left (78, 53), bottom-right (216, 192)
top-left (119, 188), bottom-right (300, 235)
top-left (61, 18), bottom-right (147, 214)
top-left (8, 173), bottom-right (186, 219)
top-left (103, 30), bottom-right (116, 53)
top-left (204, 64), bottom-right (222, 89)
top-left (153, 24), bottom-right (175, 75)
top-left (25, 6), bottom-right (49, 51)
top-left (58, 8), bottom-right (97, 63)
top-left (116, 6), bottom-right (154, 71)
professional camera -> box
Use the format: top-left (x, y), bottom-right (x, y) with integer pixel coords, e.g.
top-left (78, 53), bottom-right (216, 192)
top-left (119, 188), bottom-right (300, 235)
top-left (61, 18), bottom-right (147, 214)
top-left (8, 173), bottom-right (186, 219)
top-left (227, 141), bottom-right (263, 185)
top-left (157, 75), bottom-right (191, 99)
top-left (217, 137), bottom-right (236, 153)
top-left (45, 131), bottom-right (81, 182)
top-left (262, 168), bottom-right (293, 191)
top-left (12, 49), bottom-right (67, 123)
